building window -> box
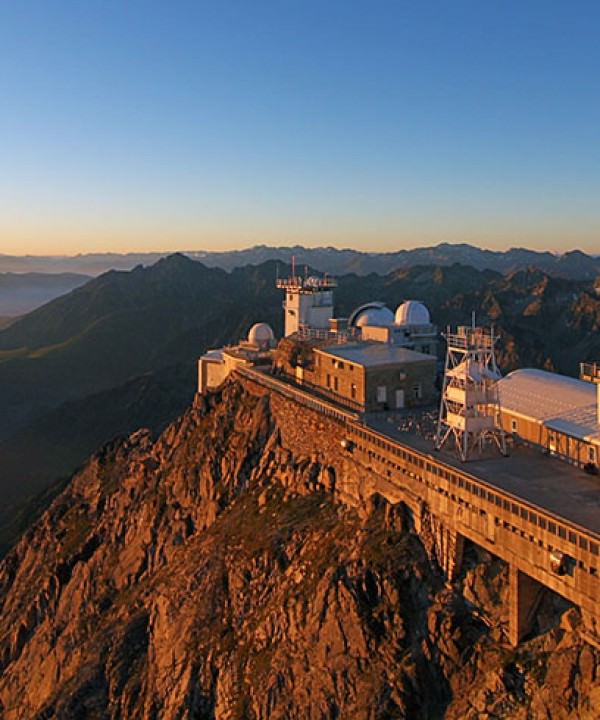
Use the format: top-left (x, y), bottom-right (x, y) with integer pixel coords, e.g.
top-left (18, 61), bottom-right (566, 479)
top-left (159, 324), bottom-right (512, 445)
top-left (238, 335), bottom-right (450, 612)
top-left (422, 344), bottom-right (430, 355)
top-left (351, 383), bottom-right (357, 399)
top-left (413, 383), bottom-right (422, 400)
top-left (333, 376), bottom-right (339, 392)
top-left (326, 373), bottom-right (331, 388)
top-left (590, 446), bottom-right (597, 463)
top-left (377, 385), bottom-right (387, 403)
top-left (338, 361), bottom-right (344, 370)
top-left (511, 418), bottom-right (518, 433)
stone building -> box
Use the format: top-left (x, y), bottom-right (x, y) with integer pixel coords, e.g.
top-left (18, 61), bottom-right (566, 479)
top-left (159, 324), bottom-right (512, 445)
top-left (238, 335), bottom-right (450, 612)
top-left (197, 323), bottom-right (275, 393)
top-left (311, 342), bottom-right (436, 412)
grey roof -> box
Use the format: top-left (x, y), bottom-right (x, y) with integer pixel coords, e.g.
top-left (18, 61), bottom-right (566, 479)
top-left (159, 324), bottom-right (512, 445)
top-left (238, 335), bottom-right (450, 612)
top-left (316, 342), bottom-right (435, 367)
top-left (498, 368), bottom-right (600, 444)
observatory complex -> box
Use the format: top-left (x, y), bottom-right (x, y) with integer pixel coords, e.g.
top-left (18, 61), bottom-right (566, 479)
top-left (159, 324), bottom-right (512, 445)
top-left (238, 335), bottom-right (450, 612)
top-left (197, 265), bottom-right (600, 648)
top-left (200, 266), bottom-right (439, 411)
top-left (198, 266), bottom-right (600, 473)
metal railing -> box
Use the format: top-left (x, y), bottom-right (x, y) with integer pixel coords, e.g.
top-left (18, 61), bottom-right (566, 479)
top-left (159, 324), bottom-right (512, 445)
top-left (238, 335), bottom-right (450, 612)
top-left (235, 366), bottom-right (361, 424)
top-left (580, 362), bottom-right (600, 382)
top-left (445, 330), bottom-right (496, 350)
top-left (276, 276), bottom-right (337, 290)
top-left (350, 422), bottom-right (600, 551)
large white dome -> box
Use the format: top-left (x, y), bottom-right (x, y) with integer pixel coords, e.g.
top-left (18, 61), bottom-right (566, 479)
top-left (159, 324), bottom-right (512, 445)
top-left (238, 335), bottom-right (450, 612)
top-left (395, 300), bottom-right (430, 326)
top-left (247, 322), bottom-right (275, 345)
top-left (349, 302), bottom-right (395, 328)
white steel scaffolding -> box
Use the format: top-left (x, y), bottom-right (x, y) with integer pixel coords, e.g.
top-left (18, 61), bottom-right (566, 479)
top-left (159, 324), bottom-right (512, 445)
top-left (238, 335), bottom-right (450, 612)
top-left (435, 323), bottom-right (507, 462)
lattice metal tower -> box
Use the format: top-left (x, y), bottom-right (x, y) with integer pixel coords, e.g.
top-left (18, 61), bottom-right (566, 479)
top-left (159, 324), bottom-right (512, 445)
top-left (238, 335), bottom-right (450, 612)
top-left (435, 323), bottom-right (507, 461)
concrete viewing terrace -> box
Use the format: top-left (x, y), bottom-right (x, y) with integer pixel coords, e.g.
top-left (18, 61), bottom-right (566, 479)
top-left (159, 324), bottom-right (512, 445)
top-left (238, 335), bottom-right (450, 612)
top-left (367, 413), bottom-right (600, 537)
top-left (242, 365), bottom-right (600, 537)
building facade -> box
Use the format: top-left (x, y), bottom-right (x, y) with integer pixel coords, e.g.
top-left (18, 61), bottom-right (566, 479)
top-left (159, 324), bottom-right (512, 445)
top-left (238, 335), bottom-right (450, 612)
top-left (311, 343), bottom-right (436, 412)
top-left (497, 368), bottom-right (600, 470)
top-left (197, 324), bottom-right (275, 394)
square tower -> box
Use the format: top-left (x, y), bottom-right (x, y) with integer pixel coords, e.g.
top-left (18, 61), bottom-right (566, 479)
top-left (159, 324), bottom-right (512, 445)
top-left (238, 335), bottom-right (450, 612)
top-left (276, 273), bottom-right (336, 336)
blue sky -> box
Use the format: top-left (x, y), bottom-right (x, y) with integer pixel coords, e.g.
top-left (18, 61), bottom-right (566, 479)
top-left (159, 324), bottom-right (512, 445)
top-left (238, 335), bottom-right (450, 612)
top-left (1, 0), bottom-right (599, 254)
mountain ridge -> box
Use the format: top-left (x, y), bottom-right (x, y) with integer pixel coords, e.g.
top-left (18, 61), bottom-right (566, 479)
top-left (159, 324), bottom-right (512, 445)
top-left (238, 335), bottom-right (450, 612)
top-left (1, 242), bottom-right (599, 279)
top-left (0, 377), bottom-right (597, 718)
top-left (0, 271), bottom-right (90, 317)
top-left (0, 254), bottom-right (597, 560)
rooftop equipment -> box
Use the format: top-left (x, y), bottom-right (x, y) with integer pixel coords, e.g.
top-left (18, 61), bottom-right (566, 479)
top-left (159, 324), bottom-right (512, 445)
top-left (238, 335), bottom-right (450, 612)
top-left (435, 322), bottom-right (507, 461)
top-left (276, 257), bottom-right (337, 337)
top-left (580, 362), bottom-right (600, 425)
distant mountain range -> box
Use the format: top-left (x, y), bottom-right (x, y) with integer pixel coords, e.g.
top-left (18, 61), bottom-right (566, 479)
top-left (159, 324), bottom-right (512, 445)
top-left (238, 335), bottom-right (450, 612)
top-left (1, 242), bottom-right (599, 279)
top-left (0, 254), bottom-right (598, 554)
top-left (0, 271), bottom-right (90, 317)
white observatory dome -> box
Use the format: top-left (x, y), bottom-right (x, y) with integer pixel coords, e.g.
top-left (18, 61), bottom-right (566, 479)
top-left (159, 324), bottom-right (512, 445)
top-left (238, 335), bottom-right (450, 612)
top-left (247, 322), bottom-right (275, 346)
top-left (349, 302), bottom-right (395, 328)
top-left (395, 300), bottom-right (431, 326)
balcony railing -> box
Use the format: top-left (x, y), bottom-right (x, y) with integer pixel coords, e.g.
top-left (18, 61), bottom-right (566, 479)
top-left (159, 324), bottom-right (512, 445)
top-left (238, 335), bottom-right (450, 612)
top-left (580, 362), bottom-right (600, 382)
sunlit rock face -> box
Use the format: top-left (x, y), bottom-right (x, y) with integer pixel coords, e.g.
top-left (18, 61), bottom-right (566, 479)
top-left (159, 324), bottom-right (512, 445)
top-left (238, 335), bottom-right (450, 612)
top-left (0, 379), bottom-right (598, 719)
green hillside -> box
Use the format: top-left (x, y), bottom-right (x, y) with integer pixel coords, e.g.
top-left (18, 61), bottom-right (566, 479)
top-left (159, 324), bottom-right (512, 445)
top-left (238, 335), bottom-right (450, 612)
top-left (0, 254), bottom-right (283, 439)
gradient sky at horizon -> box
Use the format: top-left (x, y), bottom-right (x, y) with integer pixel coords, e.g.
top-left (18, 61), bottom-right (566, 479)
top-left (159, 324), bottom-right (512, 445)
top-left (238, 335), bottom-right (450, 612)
top-left (1, 1), bottom-right (599, 256)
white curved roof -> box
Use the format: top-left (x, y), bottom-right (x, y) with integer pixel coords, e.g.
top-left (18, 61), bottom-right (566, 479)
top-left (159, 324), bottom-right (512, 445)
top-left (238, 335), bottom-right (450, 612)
top-left (498, 369), bottom-right (599, 443)
top-left (247, 322), bottom-right (275, 344)
top-left (348, 302), bottom-right (394, 328)
top-left (395, 300), bottom-right (431, 326)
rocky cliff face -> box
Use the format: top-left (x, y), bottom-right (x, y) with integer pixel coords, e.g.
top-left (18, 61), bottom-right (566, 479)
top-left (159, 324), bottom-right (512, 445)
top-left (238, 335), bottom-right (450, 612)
top-left (0, 381), bottom-right (599, 719)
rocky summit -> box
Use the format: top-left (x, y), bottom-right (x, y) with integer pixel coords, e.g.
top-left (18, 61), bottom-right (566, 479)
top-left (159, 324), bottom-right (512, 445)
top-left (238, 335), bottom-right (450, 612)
top-left (1, 380), bottom-right (599, 719)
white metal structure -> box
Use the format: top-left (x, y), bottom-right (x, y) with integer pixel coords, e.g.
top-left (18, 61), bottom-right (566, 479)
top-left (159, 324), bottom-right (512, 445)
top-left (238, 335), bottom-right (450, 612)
top-left (247, 322), bottom-right (275, 349)
top-left (394, 300), bottom-right (431, 326)
top-left (435, 324), bottom-right (507, 461)
top-left (348, 302), bottom-right (395, 328)
top-left (276, 263), bottom-right (337, 337)
top-left (580, 362), bottom-right (600, 425)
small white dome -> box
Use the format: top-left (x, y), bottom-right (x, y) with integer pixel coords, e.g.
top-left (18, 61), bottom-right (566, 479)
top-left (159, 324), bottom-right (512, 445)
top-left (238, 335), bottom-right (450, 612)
top-left (349, 302), bottom-right (395, 328)
top-left (247, 322), bottom-right (275, 345)
top-left (395, 301), bottom-right (430, 326)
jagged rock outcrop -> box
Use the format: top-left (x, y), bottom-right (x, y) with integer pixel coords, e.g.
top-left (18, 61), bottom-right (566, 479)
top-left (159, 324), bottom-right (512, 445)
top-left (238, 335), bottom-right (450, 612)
top-left (0, 381), bottom-right (598, 719)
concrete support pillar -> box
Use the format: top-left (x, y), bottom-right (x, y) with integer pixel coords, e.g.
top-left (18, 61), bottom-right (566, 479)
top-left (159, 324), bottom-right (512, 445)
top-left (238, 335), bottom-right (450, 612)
top-left (448, 531), bottom-right (465, 581)
top-left (509, 565), bottom-right (544, 646)
top-left (413, 501), bottom-right (425, 535)
top-left (417, 504), bottom-right (465, 582)
top-left (436, 526), bottom-right (464, 581)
